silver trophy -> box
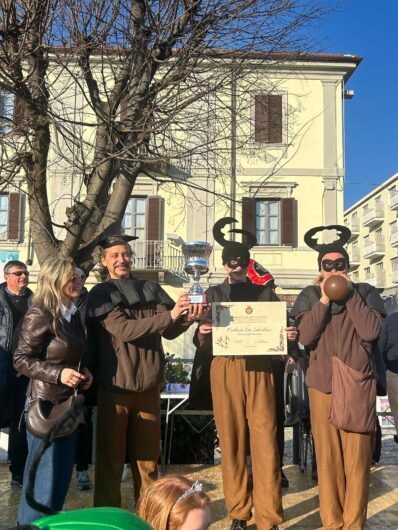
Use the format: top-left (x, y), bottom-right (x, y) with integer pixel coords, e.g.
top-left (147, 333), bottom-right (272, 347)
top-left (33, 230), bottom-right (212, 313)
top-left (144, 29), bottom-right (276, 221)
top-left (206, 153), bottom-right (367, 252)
top-left (182, 241), bottom-right (213, 303)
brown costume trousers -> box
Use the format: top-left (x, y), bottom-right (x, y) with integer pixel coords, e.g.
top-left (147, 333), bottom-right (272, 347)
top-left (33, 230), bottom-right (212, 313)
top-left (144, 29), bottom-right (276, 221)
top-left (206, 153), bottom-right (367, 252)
top-left (94, 385), bottom-right (160, 507)
top-left (309, 387), bottom-right (374, 530)
top-left (211, 357), bottom-right (283, 530)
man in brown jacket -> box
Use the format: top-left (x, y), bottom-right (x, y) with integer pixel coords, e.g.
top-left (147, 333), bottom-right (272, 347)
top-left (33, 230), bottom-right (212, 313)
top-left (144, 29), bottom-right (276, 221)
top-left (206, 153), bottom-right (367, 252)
top-left (87, 236), bottom-right (202, 506)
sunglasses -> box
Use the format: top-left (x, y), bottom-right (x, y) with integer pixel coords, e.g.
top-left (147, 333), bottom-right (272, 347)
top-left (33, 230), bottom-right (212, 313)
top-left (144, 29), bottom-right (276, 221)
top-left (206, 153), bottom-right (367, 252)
top-left (69, 275), bottom-right (83, 282)
top-left (225, 257), bottom-right (250, 270)
top-left (6, 271), bottom-right (30, 277)
top-left (321, 258), bottom-right (347, 272)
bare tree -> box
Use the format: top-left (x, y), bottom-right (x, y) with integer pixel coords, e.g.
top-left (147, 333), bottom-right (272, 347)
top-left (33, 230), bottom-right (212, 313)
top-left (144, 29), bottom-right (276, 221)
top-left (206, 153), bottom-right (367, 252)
top-left (0, 0), bottom-right (328, 269)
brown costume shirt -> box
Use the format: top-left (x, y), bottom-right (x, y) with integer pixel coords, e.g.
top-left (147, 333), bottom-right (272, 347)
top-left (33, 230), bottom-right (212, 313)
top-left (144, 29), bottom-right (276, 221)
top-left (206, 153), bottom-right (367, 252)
top-left (87, 278), bottom-right (191, 393)
top-left (292, 287), bottom-right (384, 394)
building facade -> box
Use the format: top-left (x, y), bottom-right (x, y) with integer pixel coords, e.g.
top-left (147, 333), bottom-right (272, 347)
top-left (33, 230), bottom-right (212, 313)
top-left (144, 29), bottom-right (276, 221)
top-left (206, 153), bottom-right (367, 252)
top-left (344, 172), bottom-right (398, 297)
top-left (0, 53), bottom-right (360, 310)
top-left (125, 53), bottom-right (360, 302)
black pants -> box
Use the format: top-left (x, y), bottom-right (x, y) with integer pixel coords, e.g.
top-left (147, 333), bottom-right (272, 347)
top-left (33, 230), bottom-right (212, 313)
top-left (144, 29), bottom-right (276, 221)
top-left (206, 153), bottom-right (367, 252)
top-left (272, 359), bottom-right (285, 467)
top-left (75, 406), bottom-right (93, 471)
top-left (8, 376), bottom-right (29, 477)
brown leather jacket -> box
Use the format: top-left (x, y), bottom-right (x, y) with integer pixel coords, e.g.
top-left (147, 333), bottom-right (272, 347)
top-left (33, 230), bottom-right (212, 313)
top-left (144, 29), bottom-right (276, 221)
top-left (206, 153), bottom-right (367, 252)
top-left (13, 304), bottom-right (87, 402)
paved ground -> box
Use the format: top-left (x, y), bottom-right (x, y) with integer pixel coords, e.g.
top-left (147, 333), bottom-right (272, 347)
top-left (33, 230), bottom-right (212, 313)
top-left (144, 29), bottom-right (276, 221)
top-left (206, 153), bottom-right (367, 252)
top-left (0, 430), bottom-right (397, 529)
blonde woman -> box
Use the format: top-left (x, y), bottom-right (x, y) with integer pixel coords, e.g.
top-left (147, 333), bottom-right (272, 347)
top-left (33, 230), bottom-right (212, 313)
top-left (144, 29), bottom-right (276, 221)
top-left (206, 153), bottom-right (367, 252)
top-left (14, 257), bottom-right (93, 524)
top-left (137, 475), bottom-right (211, 530)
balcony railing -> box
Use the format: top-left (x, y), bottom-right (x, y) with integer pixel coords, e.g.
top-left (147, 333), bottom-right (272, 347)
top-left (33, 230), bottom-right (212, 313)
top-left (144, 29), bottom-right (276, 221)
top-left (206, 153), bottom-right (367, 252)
top-left (348, 247), bottom-right (360, 266)
top-left (347, 218), bottom-right (360, 238)
top-left (390, 229), bottom-right (398, 247)
top-left (365, 270), bottom-right (385, 288)
top-left (363, 202), bottom-right (385, 227)
top-left (390, 191), bottom-right (398, 210)
top-left (363, 239), bottom-right (385, 259)
top-left (392, 269), bottom-right (398, 284)
top-left (130, 240), bottom-right (185, 276)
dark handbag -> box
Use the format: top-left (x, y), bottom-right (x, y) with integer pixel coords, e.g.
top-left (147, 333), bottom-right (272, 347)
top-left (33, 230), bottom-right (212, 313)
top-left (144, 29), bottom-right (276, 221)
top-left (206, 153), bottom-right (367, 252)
top-left (26, 390), bottom-right (84, 439)
top-left (329, 356), bottom-right (376, 433)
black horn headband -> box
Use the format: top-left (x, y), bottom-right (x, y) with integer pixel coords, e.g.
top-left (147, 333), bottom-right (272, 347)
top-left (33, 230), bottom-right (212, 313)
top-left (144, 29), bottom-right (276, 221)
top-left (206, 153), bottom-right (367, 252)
top-left (304, 224), bottom-right (351, 251)
top-left (213, 217), bottom-right (257, 249)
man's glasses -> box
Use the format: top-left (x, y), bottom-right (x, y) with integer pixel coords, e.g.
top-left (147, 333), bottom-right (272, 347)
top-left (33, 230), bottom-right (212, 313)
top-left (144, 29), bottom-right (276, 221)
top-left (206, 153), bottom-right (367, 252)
top-left (321, 258), bottom-right (347, 272)
top-left (6, 271), bottom-right (30, 277)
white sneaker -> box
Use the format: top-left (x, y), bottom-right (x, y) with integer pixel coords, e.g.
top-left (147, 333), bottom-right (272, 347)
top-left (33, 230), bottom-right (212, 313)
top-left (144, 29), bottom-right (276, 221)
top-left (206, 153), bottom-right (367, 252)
top-left (122, 463), bottom-right (132, 482)
top-left (76, 469), bottom-right (92, 490)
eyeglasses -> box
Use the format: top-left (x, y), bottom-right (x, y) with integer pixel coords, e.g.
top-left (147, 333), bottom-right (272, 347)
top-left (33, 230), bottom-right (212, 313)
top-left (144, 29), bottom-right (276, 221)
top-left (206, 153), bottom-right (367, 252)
top-left (6, 271), bottom-right (30, 277)
top-left (225, 257), bottom-right (250, 270)
top-left (321, 258), bottom-right (347, 272)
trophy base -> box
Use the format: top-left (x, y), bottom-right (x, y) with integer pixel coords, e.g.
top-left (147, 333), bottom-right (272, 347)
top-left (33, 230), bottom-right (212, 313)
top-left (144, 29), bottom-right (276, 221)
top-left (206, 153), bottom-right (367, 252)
top-left (188, 293), bottom-right (206, 304)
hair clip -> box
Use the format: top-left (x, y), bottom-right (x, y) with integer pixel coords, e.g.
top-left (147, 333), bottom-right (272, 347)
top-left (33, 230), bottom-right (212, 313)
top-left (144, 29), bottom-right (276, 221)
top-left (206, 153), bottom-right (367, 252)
top-left (177, 481), bottom-right (203, 502)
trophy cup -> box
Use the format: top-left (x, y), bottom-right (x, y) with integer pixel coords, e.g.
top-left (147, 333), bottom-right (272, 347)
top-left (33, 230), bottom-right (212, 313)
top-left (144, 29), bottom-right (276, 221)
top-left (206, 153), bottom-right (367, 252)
top-left (182, 241), bottom-right (213, 303)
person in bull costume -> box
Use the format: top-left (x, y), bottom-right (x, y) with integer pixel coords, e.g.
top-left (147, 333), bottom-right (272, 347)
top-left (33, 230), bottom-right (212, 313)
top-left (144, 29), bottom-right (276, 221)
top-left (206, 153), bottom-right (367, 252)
top-left (290, 224), bottom-right (385, 530)
top-left (192, 217), bottom-right (297, 530)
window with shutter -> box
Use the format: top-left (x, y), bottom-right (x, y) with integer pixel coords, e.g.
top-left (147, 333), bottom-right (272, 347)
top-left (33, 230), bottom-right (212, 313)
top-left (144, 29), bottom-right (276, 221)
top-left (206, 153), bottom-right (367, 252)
top-left (123, 197), bottom-right (146, 239)
top-left (0, 194), bottom-right (9, 240)
top-left (146, 196), bottom-right (163, 240)
top-left (254, 94), bottom-right (283, 144)
top-left (255, 199), bottom-right (280, 245)
top-left (281, 197), bottom-right (295, 246)
top-left (0, 92), bottom-right (15, 133)
top-left (146, 196), bottom-right (163, 268)
top-left (7, 192), bottom-right (21, 241)
top-left (242, 197), bottom-right (256, 236)
top-left (243, 196), bottom-right (296, 247)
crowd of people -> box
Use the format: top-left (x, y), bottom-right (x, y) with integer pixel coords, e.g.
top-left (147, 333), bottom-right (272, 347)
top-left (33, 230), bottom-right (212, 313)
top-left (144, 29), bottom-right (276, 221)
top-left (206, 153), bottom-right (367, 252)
top-left (0, 218), bottom-right (396, 530)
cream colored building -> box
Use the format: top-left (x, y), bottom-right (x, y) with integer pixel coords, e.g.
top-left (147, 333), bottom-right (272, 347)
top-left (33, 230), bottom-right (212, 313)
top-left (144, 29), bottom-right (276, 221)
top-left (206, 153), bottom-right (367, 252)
top-left (344, 172), bottom-right (398, 297)
top-left (0, 53), bottom-right (360, 311)
top-left (126, 53), bottom-right (360, 304)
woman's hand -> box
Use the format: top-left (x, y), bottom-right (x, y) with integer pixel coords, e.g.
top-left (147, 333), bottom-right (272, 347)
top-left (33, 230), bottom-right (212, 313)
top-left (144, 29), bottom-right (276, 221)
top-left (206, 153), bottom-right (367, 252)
top-left (60, 368), bottom-right (86, 388)
top-left (80, 368), bottom-right (93, 391)
top-left (170, 292), bottom-right (190, 321)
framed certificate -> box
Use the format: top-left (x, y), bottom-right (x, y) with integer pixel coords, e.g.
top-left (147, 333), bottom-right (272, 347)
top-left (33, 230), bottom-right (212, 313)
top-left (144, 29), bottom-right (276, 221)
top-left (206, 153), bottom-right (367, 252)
top-left (212, 301), bottom-right (287, 356)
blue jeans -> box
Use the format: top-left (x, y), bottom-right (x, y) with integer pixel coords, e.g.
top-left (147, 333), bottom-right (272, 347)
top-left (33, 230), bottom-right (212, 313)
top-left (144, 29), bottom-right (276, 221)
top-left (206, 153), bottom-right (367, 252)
top-left (18, 428), bottom-right (77, 524)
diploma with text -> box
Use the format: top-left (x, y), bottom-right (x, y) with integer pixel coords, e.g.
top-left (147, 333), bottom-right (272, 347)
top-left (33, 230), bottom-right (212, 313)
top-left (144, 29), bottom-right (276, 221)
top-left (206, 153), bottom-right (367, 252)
top-left (212, 301), bottom-right (287, 356)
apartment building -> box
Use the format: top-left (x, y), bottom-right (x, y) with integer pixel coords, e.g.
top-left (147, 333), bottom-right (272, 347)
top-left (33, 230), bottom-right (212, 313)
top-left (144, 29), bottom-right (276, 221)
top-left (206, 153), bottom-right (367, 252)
top-left (344, 172), bottom-right (398, 296)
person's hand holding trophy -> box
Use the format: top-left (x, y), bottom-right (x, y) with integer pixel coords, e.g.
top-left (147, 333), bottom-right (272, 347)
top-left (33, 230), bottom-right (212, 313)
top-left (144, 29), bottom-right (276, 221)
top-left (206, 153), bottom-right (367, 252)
top-left (182, 241), bottom-right (212, 322)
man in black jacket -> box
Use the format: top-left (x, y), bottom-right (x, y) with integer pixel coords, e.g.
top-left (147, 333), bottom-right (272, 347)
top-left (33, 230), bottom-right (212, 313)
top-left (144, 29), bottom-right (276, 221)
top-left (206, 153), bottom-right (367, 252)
top-left (377, 309), bottom-right (398, 443)
top-left (0, 260), bottom-right (33, 486)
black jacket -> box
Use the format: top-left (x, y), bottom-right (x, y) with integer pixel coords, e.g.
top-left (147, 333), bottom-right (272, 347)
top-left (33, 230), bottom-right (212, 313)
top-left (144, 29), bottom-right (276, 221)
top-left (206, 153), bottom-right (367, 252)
top-left (377, 312), bottom-right (398, 374)
top-left (0, 283), bottom-right (33, 392)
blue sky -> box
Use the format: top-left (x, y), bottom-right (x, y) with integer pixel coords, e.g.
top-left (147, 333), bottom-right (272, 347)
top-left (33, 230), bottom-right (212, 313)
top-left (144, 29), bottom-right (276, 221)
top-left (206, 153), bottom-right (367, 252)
top-left (317, 0), bottom-right (398, 209)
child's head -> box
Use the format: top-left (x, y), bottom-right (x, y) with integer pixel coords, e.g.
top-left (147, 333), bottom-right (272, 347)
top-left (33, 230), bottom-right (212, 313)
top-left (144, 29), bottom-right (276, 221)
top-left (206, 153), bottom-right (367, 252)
top-left (137, 475), bottom-right (210, 530)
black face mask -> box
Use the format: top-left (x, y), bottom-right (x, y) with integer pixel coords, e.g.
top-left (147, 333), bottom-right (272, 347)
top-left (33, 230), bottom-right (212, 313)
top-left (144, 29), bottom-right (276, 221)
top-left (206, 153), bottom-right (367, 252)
top-left (321, 258), bottom-right (347, 272)
top-left (225, 257), bottom-right (250, 270)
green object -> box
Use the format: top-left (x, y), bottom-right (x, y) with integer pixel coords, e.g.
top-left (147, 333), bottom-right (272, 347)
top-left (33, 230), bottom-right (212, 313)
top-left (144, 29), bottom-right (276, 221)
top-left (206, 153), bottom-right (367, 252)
top-left (33, 507), bottom-right (153, 529)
